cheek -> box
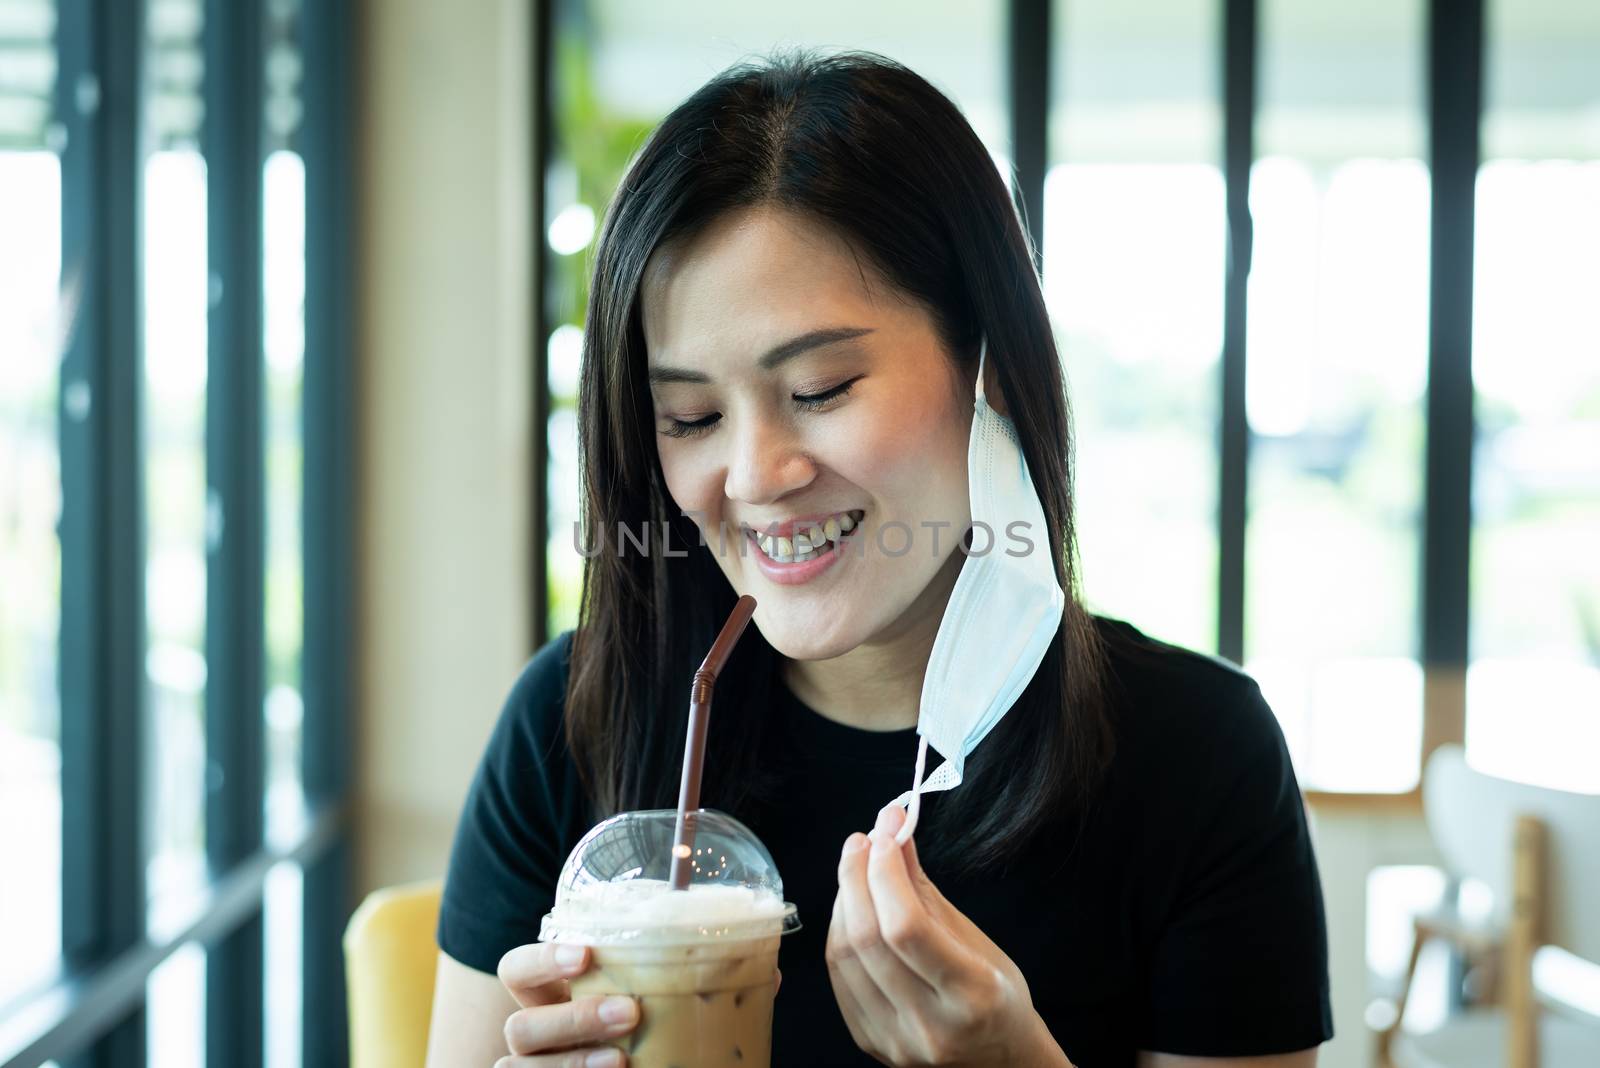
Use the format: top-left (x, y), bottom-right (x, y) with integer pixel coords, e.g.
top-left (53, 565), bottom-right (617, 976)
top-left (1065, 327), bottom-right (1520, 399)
top-left (828, 391), bottom-right (970, 509)
top-left (657, 440), bottom-right (722, 517)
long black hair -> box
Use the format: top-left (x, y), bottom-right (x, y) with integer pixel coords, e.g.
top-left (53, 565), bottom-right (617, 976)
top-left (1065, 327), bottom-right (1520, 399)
top-left (565, 49), bottom-right (1112, 876)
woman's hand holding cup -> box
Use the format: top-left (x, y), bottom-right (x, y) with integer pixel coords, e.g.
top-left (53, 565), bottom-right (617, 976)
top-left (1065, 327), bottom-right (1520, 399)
top-left (495, 942), bottom-right (639, 1067)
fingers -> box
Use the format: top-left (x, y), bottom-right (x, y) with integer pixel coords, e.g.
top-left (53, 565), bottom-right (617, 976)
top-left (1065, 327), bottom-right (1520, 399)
top-left (775, 967), bottom-right (782, 996)
top-left (894, 812), bottom-right (991, 955)
top-left (498, 943), bottom-right (590, 1008)
top-left (825, 883), bottom-right (893, 1053)
top-left (495, 1050), bottom-right (624, 1068)
top-left (865, 807), bottom-right (968, 989)
top-left (827, 845), bottom-right (897, 1019)
top-left (836, 829), bottom-right (934, 1004)
top-left (899, 822), bottom-right (944, 902)
top-left (899, 819), bottom-right (968, 928)
top-left (503, 994), bottom-right (639, 1057)
top-left (824, 942), bottom-right (879, 1056)
top-left (877, 804), bottom-right (950, 913)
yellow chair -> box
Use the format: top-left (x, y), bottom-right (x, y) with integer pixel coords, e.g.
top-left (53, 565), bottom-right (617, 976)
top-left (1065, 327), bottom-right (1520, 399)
top-left (344, 878), bottom-right (444, 1068)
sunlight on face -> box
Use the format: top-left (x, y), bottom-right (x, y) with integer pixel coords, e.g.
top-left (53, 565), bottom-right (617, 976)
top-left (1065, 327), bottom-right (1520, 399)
top-left (640, 205), bottom-right (974, 660)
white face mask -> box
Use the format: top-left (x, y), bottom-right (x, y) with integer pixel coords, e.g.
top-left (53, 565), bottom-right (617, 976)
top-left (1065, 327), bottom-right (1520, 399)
top-left (891, 336), bottom-right (1065, 843)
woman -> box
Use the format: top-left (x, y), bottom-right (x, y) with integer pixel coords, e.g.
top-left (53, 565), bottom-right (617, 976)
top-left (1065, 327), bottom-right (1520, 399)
top-left (426, 50), bottom-right (1331, 1068)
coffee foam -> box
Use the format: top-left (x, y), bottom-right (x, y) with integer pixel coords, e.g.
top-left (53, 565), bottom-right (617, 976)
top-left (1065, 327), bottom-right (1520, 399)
top-left (545, 879), bottom-right (788, 943)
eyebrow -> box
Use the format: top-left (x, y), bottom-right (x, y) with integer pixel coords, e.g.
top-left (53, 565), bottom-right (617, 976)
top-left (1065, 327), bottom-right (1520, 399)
top-left (646, 326), bottom-right (875, 385)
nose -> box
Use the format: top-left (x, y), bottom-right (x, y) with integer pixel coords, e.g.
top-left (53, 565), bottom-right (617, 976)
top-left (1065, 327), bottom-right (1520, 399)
top-left (723, 415), bottom-right (816, 507)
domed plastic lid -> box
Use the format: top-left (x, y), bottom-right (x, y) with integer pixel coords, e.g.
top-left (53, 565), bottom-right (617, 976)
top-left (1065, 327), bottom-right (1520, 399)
top-left (538, 809), bottom-right (801, 945)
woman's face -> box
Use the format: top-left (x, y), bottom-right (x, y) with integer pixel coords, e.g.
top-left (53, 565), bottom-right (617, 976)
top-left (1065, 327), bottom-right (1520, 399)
top-left (641, 205), bottom-right (975, 661)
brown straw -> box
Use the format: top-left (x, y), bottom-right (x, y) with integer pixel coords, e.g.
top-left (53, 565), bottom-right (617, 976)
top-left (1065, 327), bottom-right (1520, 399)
top-left (669, 594), bottom-right (758, 890)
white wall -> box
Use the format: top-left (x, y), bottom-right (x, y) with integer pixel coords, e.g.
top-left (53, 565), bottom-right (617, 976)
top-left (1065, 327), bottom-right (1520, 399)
top-left (356, 0), bottom-right (535, 896)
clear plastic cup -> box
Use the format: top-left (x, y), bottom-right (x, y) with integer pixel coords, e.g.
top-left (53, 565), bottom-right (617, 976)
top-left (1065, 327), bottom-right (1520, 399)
top-left (539, 809), bottom-right (801, 1068)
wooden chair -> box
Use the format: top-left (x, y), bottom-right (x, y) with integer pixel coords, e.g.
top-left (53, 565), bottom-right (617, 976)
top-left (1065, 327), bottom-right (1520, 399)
top-left (1379, 746), bottom-right (1600, 1068)
top-left (344, 879), bottom-right (444, 1068)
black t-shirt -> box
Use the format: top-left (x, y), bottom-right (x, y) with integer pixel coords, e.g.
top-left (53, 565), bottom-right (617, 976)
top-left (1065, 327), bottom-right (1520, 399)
top-left (437, 617), bottom-right (1333, 1067)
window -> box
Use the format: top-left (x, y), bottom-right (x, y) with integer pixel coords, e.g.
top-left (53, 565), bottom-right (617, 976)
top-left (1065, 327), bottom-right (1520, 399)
top-left (1044, 0), bottom-right (1223, 653)
top-left (1467, 0), bottom-right (1600, 792)
top-left (146, 946), bottom-right (205, 1068)
top-left (1042, 0), bottom-right (1432, 793)
top-left (263, 93), bottom-right (306, 842)
top-left (1245, 0), bottom-right (1428, 792)
top-left (538, 1), bottom-right (1591, 806)
top-left (262, 3), bottom-right (309, 1063)
top-left (0, 1), bottom-right (353, 1063)
top-left (141, 6), bottom-right (210, 1056)
top-left (142, 0), bottom-right (209, 926)
top-left (0, 0), bottom-right (62, 1009)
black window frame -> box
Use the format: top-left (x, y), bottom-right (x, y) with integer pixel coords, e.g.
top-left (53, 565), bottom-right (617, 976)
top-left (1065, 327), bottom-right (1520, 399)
top-left (0, 0), bottom-right (357, 1064)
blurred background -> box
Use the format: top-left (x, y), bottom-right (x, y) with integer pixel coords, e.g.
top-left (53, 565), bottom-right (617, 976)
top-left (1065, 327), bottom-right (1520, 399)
top-left (0, 0), bottom-right (1595, 1066)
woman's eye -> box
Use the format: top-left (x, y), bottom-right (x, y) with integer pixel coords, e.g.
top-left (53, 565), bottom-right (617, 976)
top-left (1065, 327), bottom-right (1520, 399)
top-left (659, 376), bottom-right (861, 439)
top-left (661, 412), bottom-right (720, 439)
top-left (794, 376), bottom-right (862, 409)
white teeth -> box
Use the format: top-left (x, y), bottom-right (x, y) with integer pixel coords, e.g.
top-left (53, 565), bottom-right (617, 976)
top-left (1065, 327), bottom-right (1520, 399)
top-left (749, 510), bottom-right (864, 563)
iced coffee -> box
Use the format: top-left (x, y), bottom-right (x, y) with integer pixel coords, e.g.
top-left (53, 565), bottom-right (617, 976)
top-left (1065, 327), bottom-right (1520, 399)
top-left (539, 808), bottom-right (800, 1068)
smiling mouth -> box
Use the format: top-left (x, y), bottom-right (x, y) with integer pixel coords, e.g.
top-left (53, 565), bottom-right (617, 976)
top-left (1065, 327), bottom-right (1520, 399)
top-left (745, 509), bottom-right (865, 564)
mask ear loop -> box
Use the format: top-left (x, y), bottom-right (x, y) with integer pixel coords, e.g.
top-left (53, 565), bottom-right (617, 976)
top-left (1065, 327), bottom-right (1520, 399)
top-left (895, 734), bottom-right (930, 844)
top-left (896, 335), bottom-right (986, 847)
top-left (974, 335), bottom-right (989, 403)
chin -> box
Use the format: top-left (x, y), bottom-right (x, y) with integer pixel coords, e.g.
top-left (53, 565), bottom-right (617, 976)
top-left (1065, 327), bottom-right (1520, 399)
top-left (753, 618), bottom-right (863, 663)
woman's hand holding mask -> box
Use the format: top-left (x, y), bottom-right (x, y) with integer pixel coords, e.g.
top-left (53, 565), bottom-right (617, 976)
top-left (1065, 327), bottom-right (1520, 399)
top-left (826, 804), bottom-right (1071, 1068)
